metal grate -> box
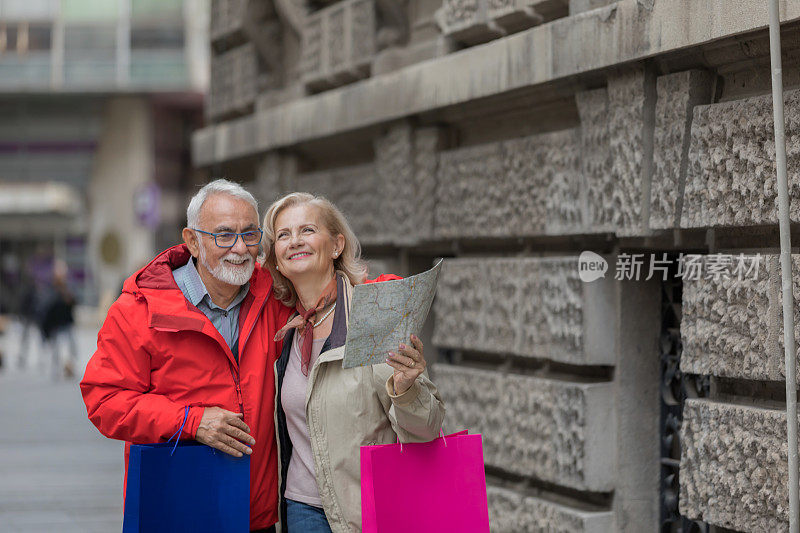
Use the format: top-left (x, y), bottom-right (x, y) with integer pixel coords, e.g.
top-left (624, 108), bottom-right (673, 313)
top-left (659, 257), bottom-right (711, 533)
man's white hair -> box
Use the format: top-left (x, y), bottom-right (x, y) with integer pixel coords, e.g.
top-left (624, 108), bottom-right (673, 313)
top-left (186, 179), bottom-right (258, 229)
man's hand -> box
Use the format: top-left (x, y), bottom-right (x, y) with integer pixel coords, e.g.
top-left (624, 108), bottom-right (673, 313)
top-left (195, 407), bottom-right (255, 457)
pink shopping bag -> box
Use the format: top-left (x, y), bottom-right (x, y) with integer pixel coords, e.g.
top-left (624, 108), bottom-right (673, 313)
top-left (360, 431), bottom-right (490, 533)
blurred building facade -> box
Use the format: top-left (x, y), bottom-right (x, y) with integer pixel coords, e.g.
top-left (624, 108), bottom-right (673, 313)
top-left (195, 0), bottom-right (800, 531)
top-left (0, 0), bottom-right (209, 313)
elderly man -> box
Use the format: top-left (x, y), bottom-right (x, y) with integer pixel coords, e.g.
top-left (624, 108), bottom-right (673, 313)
top-left (81, 179), bottom-right (292, 532)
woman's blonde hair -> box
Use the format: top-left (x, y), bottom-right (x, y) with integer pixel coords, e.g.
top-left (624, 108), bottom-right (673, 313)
top-left (262, 192), bottom-right (368, 306)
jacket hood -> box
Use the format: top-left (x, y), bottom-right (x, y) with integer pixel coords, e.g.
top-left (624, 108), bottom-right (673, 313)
top-left (118, 244), bottom-right (277, 348)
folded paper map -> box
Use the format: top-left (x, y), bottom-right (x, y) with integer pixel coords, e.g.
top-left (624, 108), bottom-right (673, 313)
top-left (343, 259), bottom-right (443, 369)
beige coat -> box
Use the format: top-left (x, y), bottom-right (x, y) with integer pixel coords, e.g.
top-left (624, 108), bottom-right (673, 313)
top-left (274, 274), bottom-right (446, 533)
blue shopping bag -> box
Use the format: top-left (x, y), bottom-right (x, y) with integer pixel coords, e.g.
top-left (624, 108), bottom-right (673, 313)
top-left (122, 439), bottom-right (250, 533)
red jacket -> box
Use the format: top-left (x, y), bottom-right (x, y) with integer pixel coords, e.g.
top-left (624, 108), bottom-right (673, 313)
top-left (80, 245), bottom-right (294, 530)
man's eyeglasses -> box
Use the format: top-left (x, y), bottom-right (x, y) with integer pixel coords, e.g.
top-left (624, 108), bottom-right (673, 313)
top-left (192, 228), bottom-right (263, 248)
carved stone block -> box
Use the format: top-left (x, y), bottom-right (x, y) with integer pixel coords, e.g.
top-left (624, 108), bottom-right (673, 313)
top-left (435, 364), bottom-right (615, 491)
top-left (434, 129), bottom-right (581, 239)
top-left (210, 0), bottom-right (247, 43)
top-left (433, 257), bottom-right (616, 365)
top-left (576, 88), bottom-right (613, 232)
top-left (207, 43), bottom-right (258, 121)
top-left (680, 399), bottom-right (793, 531)
top-left (435, 0), bottom-right (561, 44)
top-left (542, 128), bottom-right (583, 234)
top-left (413, 127), bottom-right (443, 241)
top-left (607, 67), bottom-right (655, 236)
top-left (435, 142), bottom-right (505, 238)
top-left (682, 88), bottom-right (800, 228)
top-left (650, 70), bottom-right (714, 230)
top-left (488, 486), bottom-right (614, 532)
top-left (435, 0), bottom-right (499, 45)
top-left (375, 122), bottom-right (416, 243)
top-left (301, 0), bottom-right (376, 91)
top-left (681, 254), bottom-right (800, 382)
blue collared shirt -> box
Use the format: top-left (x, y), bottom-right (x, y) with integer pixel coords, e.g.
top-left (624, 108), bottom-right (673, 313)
top-left (172, 258), bottom-right (249, 359)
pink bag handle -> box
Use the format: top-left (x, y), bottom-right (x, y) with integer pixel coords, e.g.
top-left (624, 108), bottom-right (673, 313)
top-left (396, 426), bottom-right (446, 453)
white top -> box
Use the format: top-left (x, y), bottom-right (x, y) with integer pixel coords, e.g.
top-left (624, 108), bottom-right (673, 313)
top-left (281, 331), bottom-right (327, 508)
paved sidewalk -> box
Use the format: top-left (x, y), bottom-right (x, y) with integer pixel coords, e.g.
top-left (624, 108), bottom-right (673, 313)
top-left (0, 320), bottom-right (124, 533)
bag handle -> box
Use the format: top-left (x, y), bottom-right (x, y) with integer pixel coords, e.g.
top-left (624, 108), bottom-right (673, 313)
top-left (167, 406), bottom-right (191, 456)
top-left (396, 425), bottom-right (447, 453)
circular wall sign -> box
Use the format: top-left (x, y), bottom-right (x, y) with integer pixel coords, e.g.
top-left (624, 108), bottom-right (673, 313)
top-left (100, 231), bottom-right (122, 266)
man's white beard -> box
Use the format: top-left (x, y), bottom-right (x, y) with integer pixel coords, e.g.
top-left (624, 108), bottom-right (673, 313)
top-left (199, 246), bottom-right (255, 286)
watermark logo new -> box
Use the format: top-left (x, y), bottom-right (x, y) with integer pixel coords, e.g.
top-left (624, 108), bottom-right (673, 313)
top-left (578, 251), bottom-right (608, 282)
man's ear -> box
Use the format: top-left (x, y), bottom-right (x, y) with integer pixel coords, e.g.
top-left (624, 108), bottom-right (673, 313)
top-left (182, 228), bottom-right (200, 258)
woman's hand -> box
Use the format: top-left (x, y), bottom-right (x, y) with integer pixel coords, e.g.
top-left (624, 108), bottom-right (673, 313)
top-left (386, 335), bottom-right (426, 395)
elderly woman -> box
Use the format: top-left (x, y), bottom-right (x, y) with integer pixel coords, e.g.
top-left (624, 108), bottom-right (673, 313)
top-left (263, 192), bottom-right (445, 533)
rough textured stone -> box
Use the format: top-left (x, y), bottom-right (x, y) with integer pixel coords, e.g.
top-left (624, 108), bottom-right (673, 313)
top-left (519, 258), bottom-right (582, 358)
top-left (576, 88), bottom-right (612, 232)
top-left (210, 0), bottom-right (247, 41)
top-left (543, 128), bottom-right (583, 234)
top-left (434, 129), bottom-right (581, 238)
top-left (607, 67), bottom-right (655, 236)
top-left (207, 43), bottom-right (257, 120)
top-left (433, 257), bottom-right (615, 365)
top-left (650, 70), bottom-right (714, 230)
top-left (487, 486), bottom-right (614, 532)
top-left (680, 399), bottom-right (792, 531)
top-left (352, 0), bottom-right (377, 62)
top-left (371, 123), bottom-right (443, 244)
top-left (435, 143), bottom-right (505, 238)
top-left (301, 0), bottom-right (376, 90)
top-left (375, 122), bottom-right (415, 243)
top-left (435, 0), bottom-right (496, 45)
top-left (681, 254), bottom-right (800, 381)
top-left (436, 0), bottom-right (563, 43)
top-left (294, 164), bottom-right (384, 244)
top-left (412, 127), bottom-right (442, 241)
top-left (682, 88), bottom-right (800, 228)
top-left (435, 364), bottom-right (614, 491)
top-left (437, 0), bottom-right (481, 31)
top-left (329, 6), bottom-right (347, 70)
top-left (301, 16), bottom-right (323, 79)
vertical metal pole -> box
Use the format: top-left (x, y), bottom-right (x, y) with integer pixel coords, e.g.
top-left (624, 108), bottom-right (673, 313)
top-left (769, 2), bottom-right (799, 531)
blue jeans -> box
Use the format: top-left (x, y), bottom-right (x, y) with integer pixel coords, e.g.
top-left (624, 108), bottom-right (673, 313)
top-left (286, 499), bottom-right (332, 533)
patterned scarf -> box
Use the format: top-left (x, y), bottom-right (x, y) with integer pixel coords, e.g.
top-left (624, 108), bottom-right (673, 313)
top-left (274, 276), bottom-right (338, 376)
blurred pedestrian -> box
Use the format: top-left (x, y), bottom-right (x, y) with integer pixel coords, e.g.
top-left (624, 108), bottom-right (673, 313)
top-left (41, 260), bottom-right (77, 379)
top-left (16, 273), bottom-right (44, 369)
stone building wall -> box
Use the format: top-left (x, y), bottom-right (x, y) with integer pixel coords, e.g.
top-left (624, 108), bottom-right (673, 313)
top-left (196, 1), bottom-right (800, 530)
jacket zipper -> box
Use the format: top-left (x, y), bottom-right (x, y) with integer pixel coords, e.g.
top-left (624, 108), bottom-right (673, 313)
top-left (234, 370), bottom-right (244, 415)
top-left (229, 288), bottom-right (271, 418)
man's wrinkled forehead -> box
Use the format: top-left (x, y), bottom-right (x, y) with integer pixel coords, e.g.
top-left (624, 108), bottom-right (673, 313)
top-left (198, 193), bottom-right (259, 229)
